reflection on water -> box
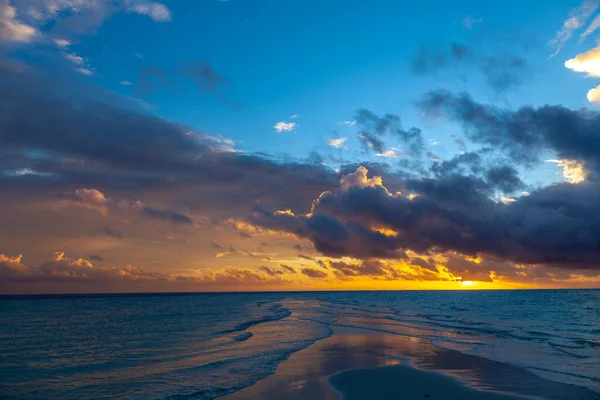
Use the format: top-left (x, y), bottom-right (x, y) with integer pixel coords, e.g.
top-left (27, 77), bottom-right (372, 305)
top-left (224, 328), bottom-right (600, 400)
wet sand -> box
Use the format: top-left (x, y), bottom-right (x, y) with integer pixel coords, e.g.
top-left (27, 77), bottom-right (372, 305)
top-left (221, 327), bottom-right (599, 400)
top-left (329, 364), bottom-right (525, 400)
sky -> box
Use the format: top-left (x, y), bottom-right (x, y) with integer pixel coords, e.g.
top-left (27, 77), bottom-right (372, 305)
top-left (1, 0), bottom-right (600, 294)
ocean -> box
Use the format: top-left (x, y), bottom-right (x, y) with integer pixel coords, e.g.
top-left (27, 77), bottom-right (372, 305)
top-left (1, 290), bottom-right (598, 399)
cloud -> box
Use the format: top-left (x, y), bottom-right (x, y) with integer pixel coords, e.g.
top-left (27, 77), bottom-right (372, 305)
top-left (251, 163), bottom-right (600, 268)
top-left (327, 258), bottom-right (451, 281)
top-left (417, 90), bottom-right (600, 175)
top-left (274, 121), bottom-right (296, 133)
top-left (0, 0), bottom-right (172, 44)
top-left (0, 251), bottom-right (168, 284)
top-left (549, 0), bottom-right (599, 57)
top-left (53, 38), bottom-right (70, 47)
top-left (5, 48), bottom-right (600, 291)
top-left (328, 137), bottom-right (347, 149)
top-left (75, 67), bottom-right (93, 75)
top-left (64, 53), bottom-right (84, 65)
top-left (461, 15), bottom-right (483, 30)
top-left (411, 42), bottom-right (529, 92)
top-left (545, 159), bottom-right (587, 183)
top-left (355, 109), bottom-right (424, 157)
top-left (565, 46), bottom-right (600, 77)
top-left (0, 64), bottom-right (340, 243)
top-left (376, 148), bottom-right (400, 158)
top-left (61, 188), bottom-right (195, 225)
top-left (581, 13), bottom-right (600, 38)
top-left (0, 252), bottom-right (288, 293)
top-left (0, 1), bottom-right (37, 43)
top-left (279, 264), bottom-right (297, 274)
top-left (300, 267), bottom-right (328, 278)
top-left (588, 84), bottom-right (600, 102)
top-left (337, 120), bottom-right (357, 126)
top-left (563, 46), bottom-right (600, 103)
top-left (340, 166), bottom-right (382, 189)
top-left (134, 61), bottom-right (234, 105)
top-left (179, 61), bottom-right (229, 94)
top-left (120, 81), bottom-right (132, 86)
top-left (127, 1), bottom-right (171, 22)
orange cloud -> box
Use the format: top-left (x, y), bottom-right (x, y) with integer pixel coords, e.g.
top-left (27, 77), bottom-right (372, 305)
top-left (61, 189), bottom-right (194, 225)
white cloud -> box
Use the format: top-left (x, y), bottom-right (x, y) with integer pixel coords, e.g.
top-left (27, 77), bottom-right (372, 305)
top-left (274, 121), bottom-right (296, 133)
top-left (428, 138), bottom-right (438, 145)
top-left (461, 15), bottom-right (483, 30)
top-left (0, 0), bottom-right (172, 44)
top-left (587, 84), bottom-right (600, 101)
top-left (128, 1), bottom-right (171, 22)
top-left (337, 120), bottom-right (357, 126)
top-left (135, 52), bottom-right (144, 59)
top-left (549, 0), bottom-right (599, 57)
top-left (564, 46), bottom-right (600, 102)
top-left (328, 137), bottom-right (347, 149)
top-left (376, 148), bottom-right (399, 158)
top-left (290, 113), bottom-right (298, 119)
top-left (75, 67), bottom-right (93, 76)
top-left (545, 159), bottom-right (587, 183)
top-left (0, 2), bottom-right (37, 43)
top-left (53, 38), bottom-right (70, 47)
top-left (340, 166), bottom-right (383, 189)
top-left (565, 46), bottom-right (600, 76)
top-left (120, 81), bottom-right (132, 85)
top-left (581, 13), bottom-right (600, 38)
top-left (64, 53), bottom-right (84, 65)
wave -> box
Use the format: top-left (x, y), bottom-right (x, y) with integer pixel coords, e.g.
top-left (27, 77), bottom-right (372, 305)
top-left (217, 304), bottom-right (291, 335)
top-left (232, 332), bottom-right (252, 342)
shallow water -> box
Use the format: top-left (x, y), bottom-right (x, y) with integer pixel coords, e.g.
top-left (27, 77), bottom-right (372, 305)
top-left (0, 290), bottom-right (598, 399)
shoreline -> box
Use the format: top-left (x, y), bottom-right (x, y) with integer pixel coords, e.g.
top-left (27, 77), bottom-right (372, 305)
top-left (221, 327), bottom-right (600, 400)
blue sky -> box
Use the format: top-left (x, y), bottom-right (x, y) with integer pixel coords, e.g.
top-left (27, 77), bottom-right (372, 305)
top-left (26, 0), bottom-right (590, 166)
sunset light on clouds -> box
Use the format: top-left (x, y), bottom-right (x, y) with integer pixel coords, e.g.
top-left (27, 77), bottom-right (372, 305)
top-left (1, 0), bottom-right (600, 295)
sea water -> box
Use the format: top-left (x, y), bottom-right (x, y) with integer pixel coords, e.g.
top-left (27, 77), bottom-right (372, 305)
top-left (0, 290), bottom-right (598, 399)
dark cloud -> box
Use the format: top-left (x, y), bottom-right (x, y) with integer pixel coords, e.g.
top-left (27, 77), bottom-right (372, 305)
top-left (251, 207), bottom-right (400, 259)
top-left (0, 67), bottom-right (339, 220)
top-left (89, 255), bottom-right (104, 261)
top-left (411, 43), bottom-right (529, 92)
top-left (354, 109), bottom-right (425, 159)
top-left (279, 264), bottom-right (297, 274)
top-left (135, 61), bottom-right (233, 105)
top-left (430, 152), bottom-right (483, 177)
top-left (481, 55), bottom-right (528, 92)
top-left (252, 164), bottom-right (600, 269)
top-left (258, 266), bottom-right (285, 276)
top-left (139, 205), bottom-right (194, 225)
top-left (179, 61), bottom-right (229, 94)
top-left (60, 189), bottom-right (195, 225)
top-left (418, 90), bottom-right (600, 174)
top-left (98, 227), bottom-right (123, 239)
top-left (327, 258), bottom-right (450, 281)
top-left (485, 165), bottom-right (524, 194)
top-left (300, 267), bottom-right (328, 278)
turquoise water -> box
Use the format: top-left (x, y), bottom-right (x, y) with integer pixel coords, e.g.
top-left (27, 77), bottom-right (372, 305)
top-left (0, 290), bottom-right (598, 399)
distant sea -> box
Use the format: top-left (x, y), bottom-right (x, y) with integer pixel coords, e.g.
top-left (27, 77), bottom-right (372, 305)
top-left (1, 290), bottom-right (598, 399)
